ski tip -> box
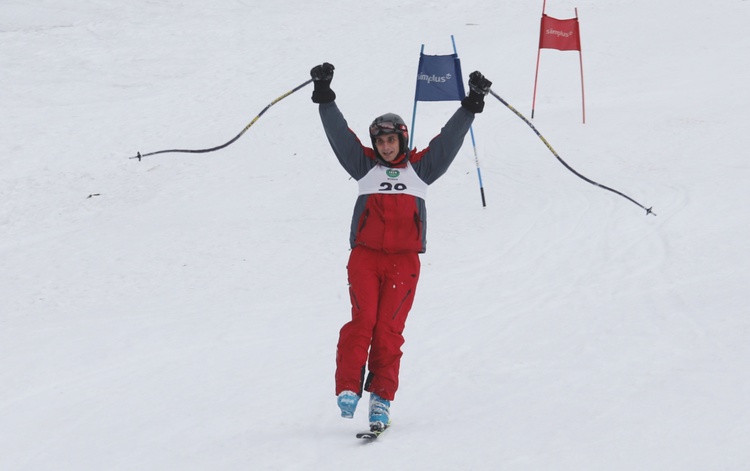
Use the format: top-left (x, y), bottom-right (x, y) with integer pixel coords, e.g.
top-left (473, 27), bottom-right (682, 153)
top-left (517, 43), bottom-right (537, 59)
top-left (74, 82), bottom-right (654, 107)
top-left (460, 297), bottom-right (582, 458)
top-left (356, 423), bottom-right (390, 440)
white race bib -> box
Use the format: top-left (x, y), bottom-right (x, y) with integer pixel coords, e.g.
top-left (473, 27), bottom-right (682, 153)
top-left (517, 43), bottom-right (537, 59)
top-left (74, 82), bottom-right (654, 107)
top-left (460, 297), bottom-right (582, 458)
top-left (357, 162), bottom-right (428, 199)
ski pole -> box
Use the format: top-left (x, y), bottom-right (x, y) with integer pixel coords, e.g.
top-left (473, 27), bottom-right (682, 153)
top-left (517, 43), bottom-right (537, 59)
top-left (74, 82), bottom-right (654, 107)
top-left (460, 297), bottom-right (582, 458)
top-left (129, 78), bottom-right (313, 160)
top-left (488, 89), bottom-right (655, 216)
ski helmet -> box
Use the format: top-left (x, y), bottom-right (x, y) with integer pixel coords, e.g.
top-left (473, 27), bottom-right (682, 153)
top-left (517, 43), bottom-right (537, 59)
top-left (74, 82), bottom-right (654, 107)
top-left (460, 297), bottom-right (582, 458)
top-left (369, 113), bottom-right (409, 166)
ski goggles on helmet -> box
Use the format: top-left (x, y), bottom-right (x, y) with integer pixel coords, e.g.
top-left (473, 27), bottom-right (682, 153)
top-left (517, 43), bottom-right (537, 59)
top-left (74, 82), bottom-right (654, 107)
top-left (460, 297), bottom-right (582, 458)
top-left (369, 121), bottom-right (407, 137)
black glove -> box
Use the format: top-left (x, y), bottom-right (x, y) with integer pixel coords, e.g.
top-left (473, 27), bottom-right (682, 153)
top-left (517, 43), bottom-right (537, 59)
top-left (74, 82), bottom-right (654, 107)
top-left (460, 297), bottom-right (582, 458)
top-left (468, 71), bottom-right (492, 95)
top-left (461, 71), bottom-right (492, 113)
top-left (310, 62), bottom-right (336, 104)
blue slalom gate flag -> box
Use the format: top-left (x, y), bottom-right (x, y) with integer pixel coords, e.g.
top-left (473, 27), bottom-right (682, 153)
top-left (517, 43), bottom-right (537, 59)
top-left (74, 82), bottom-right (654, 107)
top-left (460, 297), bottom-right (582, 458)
top-left (411, 39), bottom-right (486, 207)
top-left (414, 53), bottom-right (465, 102)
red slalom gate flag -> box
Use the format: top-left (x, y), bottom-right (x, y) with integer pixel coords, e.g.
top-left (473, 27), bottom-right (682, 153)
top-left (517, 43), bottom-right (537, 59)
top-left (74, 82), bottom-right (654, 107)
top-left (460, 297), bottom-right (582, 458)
top-left (539, 14), bottom-right (581, 51)
top-left (531, 9), bottom-right (586, 122)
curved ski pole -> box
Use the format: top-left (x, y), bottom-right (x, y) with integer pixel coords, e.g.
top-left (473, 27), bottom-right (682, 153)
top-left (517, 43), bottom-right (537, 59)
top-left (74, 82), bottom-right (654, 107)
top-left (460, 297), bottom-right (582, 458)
top-left (129, 78), bottom-right (314, 160)
top-left (488, 89), bottom-right (655, 216)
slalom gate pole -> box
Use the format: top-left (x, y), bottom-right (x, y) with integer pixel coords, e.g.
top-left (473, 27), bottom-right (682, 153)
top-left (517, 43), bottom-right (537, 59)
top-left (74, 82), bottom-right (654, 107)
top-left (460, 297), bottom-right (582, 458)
top-left (467, 126), bottom-right (487, 207)
top-left (451, 34), bottom-right (487, 207)
top-left (488, 89), bottom-right (655, 216)
top-left (129, 79), bottom-right (313, 161)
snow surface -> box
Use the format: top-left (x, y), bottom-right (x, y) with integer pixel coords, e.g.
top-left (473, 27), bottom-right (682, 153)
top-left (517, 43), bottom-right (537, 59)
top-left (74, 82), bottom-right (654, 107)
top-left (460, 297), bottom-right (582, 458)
top-left (2, 0), bottom-right (749, 469)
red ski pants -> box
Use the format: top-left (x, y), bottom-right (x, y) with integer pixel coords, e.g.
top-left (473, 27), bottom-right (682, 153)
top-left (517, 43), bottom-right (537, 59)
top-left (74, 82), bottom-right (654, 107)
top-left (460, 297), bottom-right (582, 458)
top-left (335, 246), bottom-right (421, 401)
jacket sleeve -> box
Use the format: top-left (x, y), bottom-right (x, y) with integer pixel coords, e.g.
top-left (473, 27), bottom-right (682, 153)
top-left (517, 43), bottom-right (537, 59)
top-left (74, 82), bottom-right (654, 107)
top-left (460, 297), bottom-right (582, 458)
top-left (412, 107), bottom-right (475, 185)
top-left (318, 102), bottom-right (373, 180)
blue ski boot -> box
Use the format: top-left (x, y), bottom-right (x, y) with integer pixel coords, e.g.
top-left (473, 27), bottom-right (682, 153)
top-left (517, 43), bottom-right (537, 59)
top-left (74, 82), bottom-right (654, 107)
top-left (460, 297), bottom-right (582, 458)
top-left (369, 393), bottom-right (391, 431)
top-left (337, 391), bottom-right (360, 419)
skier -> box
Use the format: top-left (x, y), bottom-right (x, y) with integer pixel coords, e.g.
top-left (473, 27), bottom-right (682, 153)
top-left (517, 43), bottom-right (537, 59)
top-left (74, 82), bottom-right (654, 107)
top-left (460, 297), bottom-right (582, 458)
top-left (310, 62), bottom-right (492, 432)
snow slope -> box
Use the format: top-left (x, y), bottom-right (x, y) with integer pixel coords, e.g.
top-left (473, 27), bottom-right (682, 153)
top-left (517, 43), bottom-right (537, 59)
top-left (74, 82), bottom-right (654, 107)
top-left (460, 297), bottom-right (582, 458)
top-left (2, 0), bottom-right (749, 469)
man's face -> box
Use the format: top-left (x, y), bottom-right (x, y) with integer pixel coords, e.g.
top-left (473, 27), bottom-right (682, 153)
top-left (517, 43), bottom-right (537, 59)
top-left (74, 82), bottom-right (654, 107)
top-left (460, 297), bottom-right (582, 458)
top-left (374, 134), bottom-right (401, 162)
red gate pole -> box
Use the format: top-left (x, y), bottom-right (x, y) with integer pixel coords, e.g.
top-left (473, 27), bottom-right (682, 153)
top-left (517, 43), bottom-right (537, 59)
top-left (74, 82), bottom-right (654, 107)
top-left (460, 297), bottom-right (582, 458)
top-left (576, 7), bottom-right (586, 124)
top-left (531, 0), bottom-right (547, 119)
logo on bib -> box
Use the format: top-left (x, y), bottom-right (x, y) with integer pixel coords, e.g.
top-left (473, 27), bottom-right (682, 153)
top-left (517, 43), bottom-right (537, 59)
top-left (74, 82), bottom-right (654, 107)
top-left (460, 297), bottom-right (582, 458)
top-left (386, 169), bottom-right (400, 178)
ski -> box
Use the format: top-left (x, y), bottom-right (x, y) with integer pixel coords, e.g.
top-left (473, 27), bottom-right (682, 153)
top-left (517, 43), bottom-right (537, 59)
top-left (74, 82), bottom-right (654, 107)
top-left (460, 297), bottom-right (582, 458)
top-left (356, 430), bottom-right (382, 440)
top-left (356, 425), bottom-right (389, 440)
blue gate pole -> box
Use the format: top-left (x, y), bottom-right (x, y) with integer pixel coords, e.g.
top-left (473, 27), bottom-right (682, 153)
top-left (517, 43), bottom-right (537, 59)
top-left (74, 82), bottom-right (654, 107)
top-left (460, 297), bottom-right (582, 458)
top-left (409, 44), bottom-right (425, 150)
top-left (452, 35), bottom-right (487, 207)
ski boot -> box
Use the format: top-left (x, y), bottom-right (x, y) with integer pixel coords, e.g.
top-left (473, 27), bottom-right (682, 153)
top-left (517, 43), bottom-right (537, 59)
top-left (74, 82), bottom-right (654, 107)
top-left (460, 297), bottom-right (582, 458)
top-left (369, 393), bottom-right (391, 432)
top-left (337, 391), bottom-right (360, 419)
